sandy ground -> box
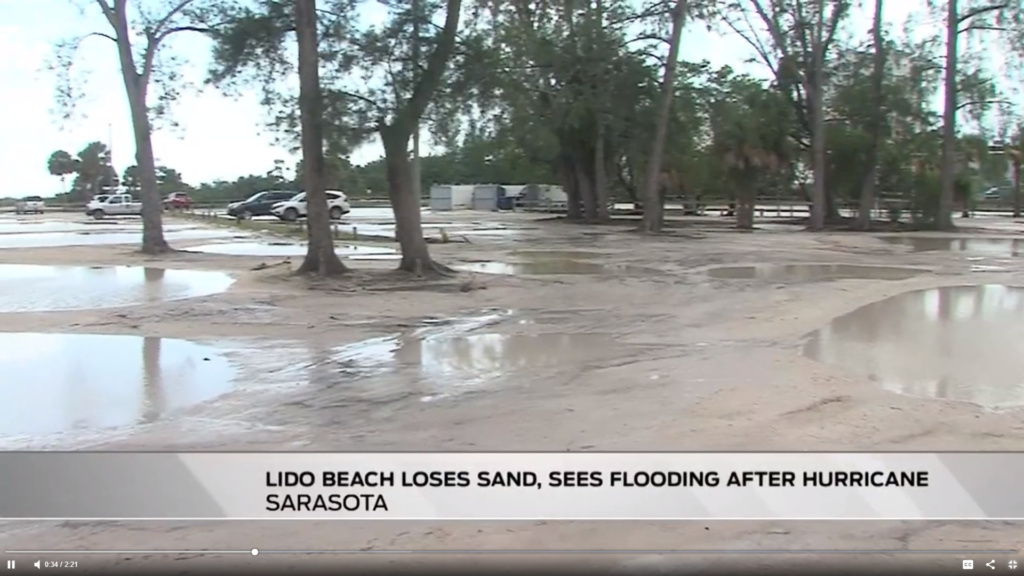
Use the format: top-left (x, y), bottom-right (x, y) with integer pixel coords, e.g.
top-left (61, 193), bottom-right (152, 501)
top-left (2, 210), bottom-right (1024, 573)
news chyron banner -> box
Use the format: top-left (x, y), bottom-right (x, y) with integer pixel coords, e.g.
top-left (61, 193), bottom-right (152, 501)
top-left (0, 452), bottom-right (1021, 520)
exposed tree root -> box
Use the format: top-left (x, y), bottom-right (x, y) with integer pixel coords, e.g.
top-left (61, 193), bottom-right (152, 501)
top-left (398, 257), bottom-right (456, 278)
top-left (295, 253), bottom-right (350, 277)
top-left (140, 241), bottom-right (174, 255)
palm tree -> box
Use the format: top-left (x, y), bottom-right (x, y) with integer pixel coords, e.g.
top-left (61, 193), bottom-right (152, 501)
top-left (711, 80), bottom-right (791, 229)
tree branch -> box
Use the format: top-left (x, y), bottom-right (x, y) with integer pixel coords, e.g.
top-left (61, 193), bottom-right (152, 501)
top-left (339, 90), bottom-right (388, 115)
top-left (95, 0), bottom-right (116, 26)
top-left (956, 3), bottom-right (1008, 24)
top-left (957, 99), bottom-right (1011, 111)
top-left (143, 26), bottom-right (211, 87)
top-left (958, 24), bottom-right (1007, 33)
top-left (151, 0), bottom-right (195, 37)
top-left (84, 31), bottom-right (118, 43)
top-left (397, 0), bottom-right (462, 132)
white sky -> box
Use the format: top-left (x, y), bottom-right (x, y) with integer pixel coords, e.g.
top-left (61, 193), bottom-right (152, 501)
top-left (0, 0), bottom-right (975, 197)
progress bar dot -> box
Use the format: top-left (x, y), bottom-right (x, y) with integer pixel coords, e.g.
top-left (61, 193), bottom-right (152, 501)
top-left (251, 549), bottom-right (259, 556)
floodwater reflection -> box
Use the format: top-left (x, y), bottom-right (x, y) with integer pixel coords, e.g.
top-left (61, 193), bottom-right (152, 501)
top-left (0, 333), bottom-right (236, 439)
top-left (803, 285), bottom-right (1024, 408)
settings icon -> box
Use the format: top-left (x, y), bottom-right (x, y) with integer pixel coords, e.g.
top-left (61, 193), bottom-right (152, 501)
top-left (1009, 560), bottom-right (1018, 569)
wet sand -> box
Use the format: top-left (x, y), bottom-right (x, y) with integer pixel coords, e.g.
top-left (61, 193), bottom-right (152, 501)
top-left (1, 211), bottom-right (1024, 572)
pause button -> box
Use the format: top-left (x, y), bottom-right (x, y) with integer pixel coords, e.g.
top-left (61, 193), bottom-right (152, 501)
top-left (5, 560), bottom-right (13, 569)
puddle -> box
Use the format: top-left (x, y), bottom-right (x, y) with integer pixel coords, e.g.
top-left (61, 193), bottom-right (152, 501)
top-left (458, 260), bottom-right (658, 276)
top-left (510, 250), bottom-right (608, 260)
top-left (803, 284), bottom-right (1024, 409)
top-left (0, 228), bottom-right (240, 249)
top-left (754, 223), bottom-right (807, 232)
top-left (0, 265), bottom-right (235, 312)
top-left (0, 333), bottom-right (236, 439)
top-left (185, 241), bottom-right (399, 259)
top-left (707, 264), bottom-right (926, 282)
top-left (329, 331), bottom-right (612, 401)
top-left (0, 220), bottom-right (200, 234)
top-left (880, 236), bottom-right (1024, 257)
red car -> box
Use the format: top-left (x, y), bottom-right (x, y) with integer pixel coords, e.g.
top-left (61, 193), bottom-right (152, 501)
top-left (163, 192), bottom-right (193, 210)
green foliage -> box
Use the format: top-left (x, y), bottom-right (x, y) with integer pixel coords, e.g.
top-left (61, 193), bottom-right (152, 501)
top-left (209, 0), bottom-right (472, 154)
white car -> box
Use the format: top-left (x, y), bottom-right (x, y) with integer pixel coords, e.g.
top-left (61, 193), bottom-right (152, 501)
top-left (86, 194), bottom-right (143, 219)
top-left (271, 190), bottom-right (351, 221)
top-left (15, 196), bottom-right (45, 214)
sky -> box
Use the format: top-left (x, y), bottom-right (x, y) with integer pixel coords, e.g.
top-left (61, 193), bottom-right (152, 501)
top-left (0, 0), bottom-right (950, 197)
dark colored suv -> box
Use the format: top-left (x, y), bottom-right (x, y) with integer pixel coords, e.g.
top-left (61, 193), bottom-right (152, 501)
top-left (226, 190), bottom-right (298, 219)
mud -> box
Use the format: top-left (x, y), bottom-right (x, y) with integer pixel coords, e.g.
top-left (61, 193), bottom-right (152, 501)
top-left (0, 265), bottom-right (235, 312)
top-left (185, 241), bottom-right (399, 259)
top-left (3, 211), bottom-right (1024, 572)
top-left (803, 284), bottom-right (1024, 409)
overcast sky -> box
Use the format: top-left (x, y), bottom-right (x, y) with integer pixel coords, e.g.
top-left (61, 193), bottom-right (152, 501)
top-left (0, 0), bottom-right (967, 197)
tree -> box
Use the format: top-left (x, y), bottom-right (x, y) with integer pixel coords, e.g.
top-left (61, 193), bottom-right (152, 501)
top-left (53, 0), bottom-right (216, 254)
top-left (716, 0), bottom-right (854, 229)
top-left (46, 150), bottom-right (78, 193)
top-left (935, 0), bottom-right (1024, 230)
top-left (710, 73), bottom-right (792, 229)
top-left (855, 0), bottom-right (885, 231)
top-left (210, 0), bottom-right (464, 276)
top-left (471, 0), bottom-right (662, 223)
top-left (70, 141), bottom-right (117, 200)
top-left (294, 0), bottom-right (348, 276)
top-left (123, 165), bottom-right (141, 191)
top-left (295, 156), bottom-right (351, 190)
top-left (640, 0), bottom-right (688, 233)
top-left (156, 166), bottom-right (186, 192)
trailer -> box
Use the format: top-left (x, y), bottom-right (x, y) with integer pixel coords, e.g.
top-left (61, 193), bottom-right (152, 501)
top-left (429, 185), bottom-right (475, 211)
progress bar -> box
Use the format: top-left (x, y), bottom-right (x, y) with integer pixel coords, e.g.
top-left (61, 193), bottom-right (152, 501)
top-left (5, 549), bottom-right (1019, 555)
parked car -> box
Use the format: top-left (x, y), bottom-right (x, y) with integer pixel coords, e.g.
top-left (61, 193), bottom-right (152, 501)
top-left (15, 196), bottom-right (45, 214)
top-left (227, 190), bottom-right (299, 220)
top-left (163, 191), bottom-right (193, 210)
top-left (982, 187), bottom-right (1004, 200)
top-left (271, 190), bottom-right (351, 221)
top-left (86, 194), bottom-right (142, 219)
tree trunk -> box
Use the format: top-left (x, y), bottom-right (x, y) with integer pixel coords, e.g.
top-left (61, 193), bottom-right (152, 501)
top-left (938, 0), bottom-right (959, 230)
top-left (294, 0), bottom-right (347, 276)
top-left (593, 0), bottom-right (610, 222)
top-left (736, 186), bottom-right (755, 229)
top-left (594, 127), bottom-right (610, 221)
top-left (106, 0), bottom-right (169, 254)
top-left (1014, 161), bottom-right (1021, 218)
top-left (577, 153), bottom-right (597, 221)
top-left (807, 0), bottom-right (827, 231)
top-left (382, 128), bottom-right (450, 275)
top-left (561, 152), bottom-right (583, 220)
top-left (639, 0), bottom-right (687, 233)
top-left (856, 0), bottom-right (885, 231)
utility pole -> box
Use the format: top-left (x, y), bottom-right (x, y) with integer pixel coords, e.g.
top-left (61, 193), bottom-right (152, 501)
top-left (107, 122), bottom-right (115, 194)
top-left (411, 0), bottom-right (422, 200)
